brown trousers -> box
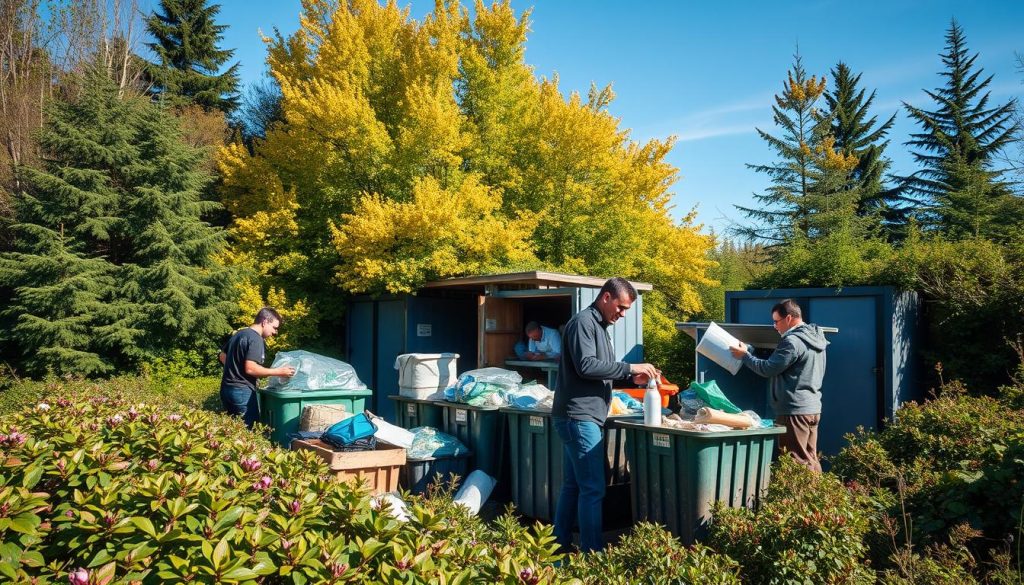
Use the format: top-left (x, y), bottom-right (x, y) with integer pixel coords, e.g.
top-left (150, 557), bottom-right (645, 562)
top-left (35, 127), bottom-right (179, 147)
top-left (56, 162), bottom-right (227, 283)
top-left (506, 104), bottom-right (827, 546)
top-left (779, 414), bottom-right (822, 472)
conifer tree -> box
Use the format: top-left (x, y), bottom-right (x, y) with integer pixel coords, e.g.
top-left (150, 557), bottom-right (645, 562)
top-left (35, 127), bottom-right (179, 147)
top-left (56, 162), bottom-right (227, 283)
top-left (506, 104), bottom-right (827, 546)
top-left (1, 70), bottom-right (234, 374)
top-left (823, 62), bottom-right (897, 221)
top-left (899, 20), bottom-right (1022, 240)
top-left (0, 225), bottom-right (115, 376)
top-left (145, 0), bottom-right (239, 113)
top-left (736, 52), bottom-right (830, 243)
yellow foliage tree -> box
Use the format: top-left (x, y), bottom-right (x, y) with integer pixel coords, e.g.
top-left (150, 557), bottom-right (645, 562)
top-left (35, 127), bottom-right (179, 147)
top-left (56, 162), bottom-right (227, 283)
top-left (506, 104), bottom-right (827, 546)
top-left (218, 0), bottom-right (717, 362)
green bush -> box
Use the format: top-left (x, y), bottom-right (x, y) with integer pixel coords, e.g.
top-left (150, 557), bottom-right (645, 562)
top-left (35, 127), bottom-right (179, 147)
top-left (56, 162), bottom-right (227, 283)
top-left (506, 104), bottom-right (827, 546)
top-left (832, 383), bottom-right (1024, 580)
top-left (706, 456), bottom-right (877, 585)
top-left (557, 522), bottom-right (740, 584)
top-left (0, 386), bottom-right (563, 584)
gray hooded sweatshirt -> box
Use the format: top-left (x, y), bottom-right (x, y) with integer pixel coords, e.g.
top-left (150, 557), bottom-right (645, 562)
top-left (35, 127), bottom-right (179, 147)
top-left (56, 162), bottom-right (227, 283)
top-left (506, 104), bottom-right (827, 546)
top-left (742, 323), bottom-right (828, 416)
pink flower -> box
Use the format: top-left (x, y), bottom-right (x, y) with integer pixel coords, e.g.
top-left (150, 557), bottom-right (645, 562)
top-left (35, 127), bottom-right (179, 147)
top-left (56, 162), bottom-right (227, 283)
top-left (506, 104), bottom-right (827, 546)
top-left (168, 414), bottom-right (182, 422)
top-left (280, 538), bottom-right (293, 551)
top-left (290, 500), bottom-right (301, 514)
top-left (239, 456), bottom-right (261, 473)
top-left (3, 431), bottom-right (26, 447)
top-left (106, 414), bottom-right (123, 427)
top-left (146, 459), bottom-right (160, 472)
top-left (68, 567), bottom-right (89, 585)
top-left (253, 476), bottom-right (272, 491)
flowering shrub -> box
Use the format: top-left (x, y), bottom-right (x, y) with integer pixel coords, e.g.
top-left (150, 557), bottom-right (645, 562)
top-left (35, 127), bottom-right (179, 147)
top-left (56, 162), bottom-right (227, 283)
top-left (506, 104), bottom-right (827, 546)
top-left (0, 388), bottom-right (561, 584)
top-left (706, 456), bottom-right (877, 585)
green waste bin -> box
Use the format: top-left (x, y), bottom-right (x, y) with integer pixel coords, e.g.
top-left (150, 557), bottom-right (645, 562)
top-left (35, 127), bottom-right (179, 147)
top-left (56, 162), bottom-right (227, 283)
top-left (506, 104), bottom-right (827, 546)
top-left (388, 395), bottom-right (444, 429)
top-left (433, 401), bottom-right (504, 477)
top-left (502, 407), bottom-right (637, 522)
top-left (612, 419), bottom-right (785, 544)
top-left (260, 388), bottom-right (372, 447)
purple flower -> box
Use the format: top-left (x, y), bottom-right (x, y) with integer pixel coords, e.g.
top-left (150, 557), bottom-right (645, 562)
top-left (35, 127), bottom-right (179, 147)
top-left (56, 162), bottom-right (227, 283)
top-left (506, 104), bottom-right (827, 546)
top-left (106, 414), bottom-right (123, 427)
top-left (68, 567), bottom-right (89, 585)
top-left (290, 500), bottom-right (301, 514)
top-left (3, 431), bottom-right (26, 447)
top-left (253, 476), bottom-right (272, 491)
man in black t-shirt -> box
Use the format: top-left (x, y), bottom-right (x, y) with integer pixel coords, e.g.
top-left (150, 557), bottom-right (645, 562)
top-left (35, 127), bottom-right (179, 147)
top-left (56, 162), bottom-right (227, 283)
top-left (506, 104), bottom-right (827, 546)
top-left (218, 307), bottom-right (296, 427)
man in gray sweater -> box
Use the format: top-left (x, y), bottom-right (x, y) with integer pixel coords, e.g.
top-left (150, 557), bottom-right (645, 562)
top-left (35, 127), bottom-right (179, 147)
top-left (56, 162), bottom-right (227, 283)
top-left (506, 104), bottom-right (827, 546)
top-left (553, 277), bottom-right (659, 553)
top-left (730, 299), bottom-right (828, 472)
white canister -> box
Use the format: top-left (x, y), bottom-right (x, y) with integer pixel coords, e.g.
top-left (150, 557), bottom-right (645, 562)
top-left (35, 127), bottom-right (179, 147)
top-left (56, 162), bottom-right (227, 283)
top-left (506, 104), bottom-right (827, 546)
top-left (643, 379), bottom-right (662, 427)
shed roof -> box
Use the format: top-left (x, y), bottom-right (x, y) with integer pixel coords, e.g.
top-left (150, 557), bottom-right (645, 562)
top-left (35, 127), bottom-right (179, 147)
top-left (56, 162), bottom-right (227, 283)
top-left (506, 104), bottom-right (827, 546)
top-left (420, 271), bottom-right (653, 292)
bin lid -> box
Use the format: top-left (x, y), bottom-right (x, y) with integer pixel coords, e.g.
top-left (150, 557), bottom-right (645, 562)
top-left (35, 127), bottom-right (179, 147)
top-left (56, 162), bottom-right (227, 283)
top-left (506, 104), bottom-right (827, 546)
top-left (610, 418), bottom-right (787, 438)
top-left (675, 322), bottom-right (838, 350)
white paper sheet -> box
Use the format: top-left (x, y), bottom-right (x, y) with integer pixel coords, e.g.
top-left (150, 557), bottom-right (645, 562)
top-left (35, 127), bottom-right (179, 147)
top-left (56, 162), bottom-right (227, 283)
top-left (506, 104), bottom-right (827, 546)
top-left (695, 322), bottom-right (744, 375)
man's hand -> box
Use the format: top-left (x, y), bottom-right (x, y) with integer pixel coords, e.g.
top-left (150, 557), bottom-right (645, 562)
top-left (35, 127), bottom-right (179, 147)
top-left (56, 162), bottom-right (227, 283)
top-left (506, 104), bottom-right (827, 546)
top-left (629, 362), bottom-right (660, 386)
top-left (527, 352), bottom-right (546, 361)
top-left (275, 366), bottom-right (296, 377)
top-left (729, 342), bottom-right (749, 358)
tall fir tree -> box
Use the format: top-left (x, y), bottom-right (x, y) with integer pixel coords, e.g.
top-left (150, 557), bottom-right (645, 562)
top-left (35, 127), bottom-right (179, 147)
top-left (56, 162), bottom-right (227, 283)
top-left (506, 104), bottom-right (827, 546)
top-left (1, 70), bottom-right (235, 375)
top-left (735, 52), bottom-right (831, 244)
top-left (899, 20), bottom-right (1022, 240)
top-left (0, 225), bottom-right (116, 376)
top-left (145, 0), bottom-right (240, 113)
top-left (823, 62), bottom-right (898, 223)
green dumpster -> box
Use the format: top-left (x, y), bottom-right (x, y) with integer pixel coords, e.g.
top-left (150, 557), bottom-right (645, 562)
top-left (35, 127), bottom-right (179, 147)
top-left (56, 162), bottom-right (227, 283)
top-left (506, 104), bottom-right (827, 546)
top-left (433, 401), bottom-right (504, 477)
top-left (612, 419), bottom-right (785, 544)
top-left (502, 407), bottom-right (636, 522)
top-left (260, 388), bottom-right (372, 447)
top-left (388, 395), bottom-right (444, 429)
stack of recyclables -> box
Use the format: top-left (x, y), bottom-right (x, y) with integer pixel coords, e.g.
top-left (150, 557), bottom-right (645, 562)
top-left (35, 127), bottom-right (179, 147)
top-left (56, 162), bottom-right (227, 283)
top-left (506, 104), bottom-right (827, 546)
top-left (267, 350), bottom-right (367, 391)
top-left (444, 367), bottom-right (522, 407)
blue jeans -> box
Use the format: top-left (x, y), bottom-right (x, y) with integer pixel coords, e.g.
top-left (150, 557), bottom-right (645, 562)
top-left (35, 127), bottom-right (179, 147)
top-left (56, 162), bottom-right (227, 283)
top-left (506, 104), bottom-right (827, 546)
top-left (553, 417), bottom-right (606, 553)
top-left (220, 385), bottom-right (259, 428)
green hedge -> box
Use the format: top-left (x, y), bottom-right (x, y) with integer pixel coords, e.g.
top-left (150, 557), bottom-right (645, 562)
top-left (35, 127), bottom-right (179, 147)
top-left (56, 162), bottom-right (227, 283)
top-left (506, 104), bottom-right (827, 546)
top-left (0, 388), bottom-right (563, 583)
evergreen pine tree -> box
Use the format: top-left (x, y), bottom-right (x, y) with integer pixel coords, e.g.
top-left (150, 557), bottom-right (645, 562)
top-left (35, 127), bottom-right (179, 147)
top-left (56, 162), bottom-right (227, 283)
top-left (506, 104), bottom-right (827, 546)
top-left (145, 0), bottom-right (240, 113)
top-left (823, 62), bottom-right (898, 221)
top-left (1, 70), bottom-right (234, 375)
top-left (735, 52), bottom-right (830, 244)
top-left (899, 20), bottom-right (1022, 240)
top-left (0, 224), bottom-right (116, 376)
top-left (119, 97), bottom-right (236, 358)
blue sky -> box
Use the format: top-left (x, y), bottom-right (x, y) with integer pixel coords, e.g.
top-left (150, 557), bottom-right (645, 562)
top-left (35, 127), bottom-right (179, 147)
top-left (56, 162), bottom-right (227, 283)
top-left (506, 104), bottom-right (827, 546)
top-left (198, 0), bottom-right (1024, 235)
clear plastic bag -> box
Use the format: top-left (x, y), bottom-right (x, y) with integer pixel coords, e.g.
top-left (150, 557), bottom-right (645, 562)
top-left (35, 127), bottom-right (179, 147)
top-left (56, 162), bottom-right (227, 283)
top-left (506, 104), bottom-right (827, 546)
top-left (266, 350), bottom-right (367, 391)
top-left (448, 367), bottom-right (521, 405)
top-left (407, 426), bottom-right (471, 459)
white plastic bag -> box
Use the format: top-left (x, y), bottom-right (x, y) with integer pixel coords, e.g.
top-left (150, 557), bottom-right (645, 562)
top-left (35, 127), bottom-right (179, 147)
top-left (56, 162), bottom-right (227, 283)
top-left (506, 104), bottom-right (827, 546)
top-left (368, 413), bottom-right (415, 449)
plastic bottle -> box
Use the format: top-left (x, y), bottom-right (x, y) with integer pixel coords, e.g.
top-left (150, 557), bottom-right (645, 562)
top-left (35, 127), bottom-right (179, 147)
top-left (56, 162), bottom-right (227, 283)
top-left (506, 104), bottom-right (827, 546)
top-left (643, 378), bottom-right (662, 427)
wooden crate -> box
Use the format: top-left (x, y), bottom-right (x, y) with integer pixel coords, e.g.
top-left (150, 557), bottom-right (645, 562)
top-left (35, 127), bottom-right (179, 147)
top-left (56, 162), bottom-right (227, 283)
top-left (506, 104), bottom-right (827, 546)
top-left (292, 439), bottom-right (406, 495)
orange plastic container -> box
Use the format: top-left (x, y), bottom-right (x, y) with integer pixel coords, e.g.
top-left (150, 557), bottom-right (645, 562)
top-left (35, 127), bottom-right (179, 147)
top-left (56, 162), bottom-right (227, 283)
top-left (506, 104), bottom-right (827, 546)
top-left (620, 375), bottom-right (680, 408)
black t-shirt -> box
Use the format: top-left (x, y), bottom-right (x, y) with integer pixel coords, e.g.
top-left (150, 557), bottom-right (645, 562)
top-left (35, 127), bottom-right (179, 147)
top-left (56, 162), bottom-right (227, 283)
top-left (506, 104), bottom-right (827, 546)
top-left (220, 328), bottom-right (266, 390)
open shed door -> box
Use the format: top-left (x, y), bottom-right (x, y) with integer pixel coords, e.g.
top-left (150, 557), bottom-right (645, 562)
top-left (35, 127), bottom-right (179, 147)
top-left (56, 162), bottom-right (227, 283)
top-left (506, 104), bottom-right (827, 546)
top-left (478, 295), bottom-right (522, 368)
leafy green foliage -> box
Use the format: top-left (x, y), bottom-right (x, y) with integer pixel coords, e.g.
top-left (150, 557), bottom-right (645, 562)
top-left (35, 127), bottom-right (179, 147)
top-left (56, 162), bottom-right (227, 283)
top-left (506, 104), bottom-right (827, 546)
top-left (0, 383), bottom-right (564, 583)
top-left (557, 522), bottom-right (740, 584)
top-left (832, 382), bottom-right (1024, 553)
top-left (707, 456), bottom-right (877, 584)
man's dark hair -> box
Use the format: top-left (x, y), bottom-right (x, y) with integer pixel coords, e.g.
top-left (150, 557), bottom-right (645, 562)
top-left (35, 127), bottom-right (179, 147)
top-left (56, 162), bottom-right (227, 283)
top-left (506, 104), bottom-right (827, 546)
top-left (254, 307), bottom-right (283, 325)
top-left (525, 321), bottom-right (540, 334)
top-left (599, 277), bottom-right (638, 302)
top-left (772, 299), bottom-right (802, 320)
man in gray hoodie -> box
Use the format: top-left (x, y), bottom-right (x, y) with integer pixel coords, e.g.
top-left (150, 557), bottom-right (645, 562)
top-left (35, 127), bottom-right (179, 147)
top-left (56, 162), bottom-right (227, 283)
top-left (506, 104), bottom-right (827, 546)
top-left (730, 299), bottom-right (828, 472)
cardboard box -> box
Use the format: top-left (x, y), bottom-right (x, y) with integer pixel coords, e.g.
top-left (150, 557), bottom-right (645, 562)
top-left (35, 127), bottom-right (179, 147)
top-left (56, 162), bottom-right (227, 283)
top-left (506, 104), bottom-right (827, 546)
top-left (292, 439), bottom-right (406, 495)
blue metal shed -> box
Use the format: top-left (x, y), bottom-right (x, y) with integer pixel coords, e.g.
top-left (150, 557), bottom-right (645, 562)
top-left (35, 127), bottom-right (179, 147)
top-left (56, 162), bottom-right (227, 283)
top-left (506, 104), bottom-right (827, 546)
top-left (347, 271), bottom-right (652, 423)
top-left (679, 286), bottom-right (921, 459)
